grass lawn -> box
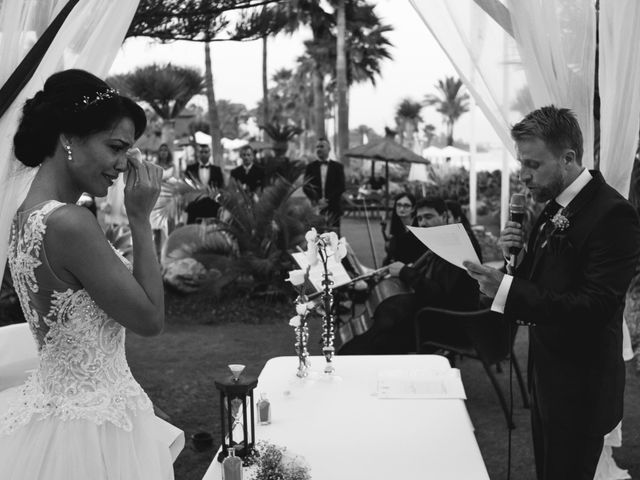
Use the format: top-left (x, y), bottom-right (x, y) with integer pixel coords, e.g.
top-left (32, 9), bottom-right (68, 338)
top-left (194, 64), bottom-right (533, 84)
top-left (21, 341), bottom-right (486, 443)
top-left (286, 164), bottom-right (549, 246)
top-left (126, 218), bottom-right (640, 480)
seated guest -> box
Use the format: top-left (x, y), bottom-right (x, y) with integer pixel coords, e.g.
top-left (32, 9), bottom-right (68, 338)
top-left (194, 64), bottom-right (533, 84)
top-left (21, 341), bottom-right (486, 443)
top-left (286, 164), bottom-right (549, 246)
top-left (445, 199), bottom-right (483, 262)
top-left (230, 145), bottom-right (265, 193)
top-left (185, 144), bottom-right (224, 224)
top-left (339, 196), bottom-right (479, 355)
top-left (382, 192), bottom-right (425, 265)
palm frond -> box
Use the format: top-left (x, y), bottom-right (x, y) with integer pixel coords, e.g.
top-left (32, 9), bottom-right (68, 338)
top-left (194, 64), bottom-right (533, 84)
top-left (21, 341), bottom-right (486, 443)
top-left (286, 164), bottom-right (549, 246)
top-left (153, 178), bottom-right (215, 225)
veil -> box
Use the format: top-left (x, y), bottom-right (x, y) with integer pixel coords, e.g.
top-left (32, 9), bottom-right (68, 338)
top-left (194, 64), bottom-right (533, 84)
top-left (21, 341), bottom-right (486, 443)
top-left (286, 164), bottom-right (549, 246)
top-left (0, 0), bottom-right (140, 278)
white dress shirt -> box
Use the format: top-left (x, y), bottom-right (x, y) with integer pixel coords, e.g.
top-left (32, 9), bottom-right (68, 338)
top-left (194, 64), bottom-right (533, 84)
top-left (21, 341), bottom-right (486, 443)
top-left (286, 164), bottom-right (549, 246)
top-left (320, 162), bottom-right (328, 198)
top-left (491, 168), bottom-right (592, 313)
top-left (198, 159), bottom-right (214, 186)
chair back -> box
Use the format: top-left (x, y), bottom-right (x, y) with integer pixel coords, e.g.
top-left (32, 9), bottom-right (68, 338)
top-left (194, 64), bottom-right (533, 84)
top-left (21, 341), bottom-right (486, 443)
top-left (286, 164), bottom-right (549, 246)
top-left (414, 307), bottom-right (518, 364)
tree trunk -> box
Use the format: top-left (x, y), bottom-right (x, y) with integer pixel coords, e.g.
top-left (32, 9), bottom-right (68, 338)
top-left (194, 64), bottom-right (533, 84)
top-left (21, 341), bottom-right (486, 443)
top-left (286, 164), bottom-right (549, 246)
top-left (446, 120), bottom-right (454, 146)
top-left (312, 65), bottom-right (326, 139)
top-left (160, 120), bottom-right (175, 151)
top-left (336, 0), bottom-right (349, 167)
top-left (204, 42), bottom-right (224, 166)
top-left (262, 35), bottom-right (269, 125)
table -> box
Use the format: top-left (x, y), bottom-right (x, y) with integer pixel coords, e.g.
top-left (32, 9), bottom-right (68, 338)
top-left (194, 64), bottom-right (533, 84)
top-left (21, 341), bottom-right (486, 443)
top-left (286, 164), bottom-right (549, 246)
top-left (203, 355), bottom-right (489, 480)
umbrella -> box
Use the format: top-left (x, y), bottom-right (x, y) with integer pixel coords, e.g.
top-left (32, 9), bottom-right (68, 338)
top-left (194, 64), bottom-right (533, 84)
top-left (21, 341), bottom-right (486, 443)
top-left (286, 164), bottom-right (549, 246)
top-left (345, 137), bottom-right (429, 164)
top-left (345, 137), bottom-right (431, 207)
top-left (194, 131), bottom-right (212, 145)
top-left (440, 145), bottom-right (470, 157)
top-left (422, 145), bottom-right (444, 158)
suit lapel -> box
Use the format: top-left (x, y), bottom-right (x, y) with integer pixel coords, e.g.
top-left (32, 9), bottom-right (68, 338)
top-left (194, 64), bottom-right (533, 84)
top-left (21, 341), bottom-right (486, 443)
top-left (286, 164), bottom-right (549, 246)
top-left (527, 171), bottom-right (603, 279)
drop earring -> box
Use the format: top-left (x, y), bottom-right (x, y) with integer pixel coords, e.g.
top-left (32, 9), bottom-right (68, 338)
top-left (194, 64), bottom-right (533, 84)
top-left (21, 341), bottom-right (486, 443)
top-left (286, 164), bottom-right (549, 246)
top-left (65, 144), bottom-right (72, 161)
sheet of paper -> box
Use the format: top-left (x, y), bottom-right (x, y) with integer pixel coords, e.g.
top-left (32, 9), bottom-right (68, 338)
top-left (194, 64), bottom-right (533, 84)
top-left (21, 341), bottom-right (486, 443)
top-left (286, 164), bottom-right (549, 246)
top-left (376, 368), bottom-right (467, 399)
top-left (291, 251), bottom-right (352, 292)
top-left (407, 224), bottom-right (480, 269)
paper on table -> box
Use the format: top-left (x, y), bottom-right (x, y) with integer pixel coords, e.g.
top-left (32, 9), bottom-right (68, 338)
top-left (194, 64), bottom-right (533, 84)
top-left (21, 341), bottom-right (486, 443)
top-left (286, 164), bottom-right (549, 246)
top-left (376, 368), bottom-right (467, 399)
top-left (407, 224), bottom-right (480, 269)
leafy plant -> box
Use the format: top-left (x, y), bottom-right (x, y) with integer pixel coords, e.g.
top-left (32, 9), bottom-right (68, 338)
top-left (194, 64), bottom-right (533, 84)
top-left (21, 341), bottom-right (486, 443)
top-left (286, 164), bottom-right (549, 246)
top-left (216, 177), bottom-right (324, 297)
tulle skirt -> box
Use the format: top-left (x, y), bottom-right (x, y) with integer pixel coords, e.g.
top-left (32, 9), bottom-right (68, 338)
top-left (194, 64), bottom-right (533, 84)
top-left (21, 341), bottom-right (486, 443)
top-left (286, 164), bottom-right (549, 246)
top-left (0, 387), bottom-right (175, 480)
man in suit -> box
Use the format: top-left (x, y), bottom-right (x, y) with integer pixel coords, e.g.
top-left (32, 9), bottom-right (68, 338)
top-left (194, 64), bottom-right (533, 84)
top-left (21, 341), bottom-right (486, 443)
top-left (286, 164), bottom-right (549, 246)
top-left (184, 144), bottom-right (224, 224)
top-left (303, 138), bottom-right (345, 233)
top-left (464, 106), bottom-right (640, 480)
top-left (230, 145), bottom-right (264, 193)
top-left (339, 197), bottom-right (479, 355)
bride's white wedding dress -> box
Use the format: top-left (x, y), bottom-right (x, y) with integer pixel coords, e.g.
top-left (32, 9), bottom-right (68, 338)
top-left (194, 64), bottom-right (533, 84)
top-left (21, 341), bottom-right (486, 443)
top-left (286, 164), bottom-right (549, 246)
top-left (0, 200), bottom-right (174, 479)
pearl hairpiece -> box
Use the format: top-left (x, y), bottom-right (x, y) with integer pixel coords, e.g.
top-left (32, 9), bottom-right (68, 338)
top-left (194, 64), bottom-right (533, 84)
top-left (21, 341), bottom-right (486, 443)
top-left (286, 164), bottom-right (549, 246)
top-left (72, 88), bottom-right (118, 111)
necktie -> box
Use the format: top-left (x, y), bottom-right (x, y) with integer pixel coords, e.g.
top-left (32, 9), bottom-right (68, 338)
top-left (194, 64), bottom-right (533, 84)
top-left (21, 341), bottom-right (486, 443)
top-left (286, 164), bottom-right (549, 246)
top-left (532, 200), bottom-right (561, 253)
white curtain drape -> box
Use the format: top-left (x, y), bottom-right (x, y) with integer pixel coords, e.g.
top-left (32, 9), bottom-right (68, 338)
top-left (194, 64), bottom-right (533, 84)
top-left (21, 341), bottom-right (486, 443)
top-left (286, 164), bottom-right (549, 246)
top-left (0, 0), bottom-right (140, 276)
top-left (598, 0), bottom-right (640, 197)
top-left (508, 0), bottom-right (596, 169)
top-left (409, 0), bottom-right (527, 158)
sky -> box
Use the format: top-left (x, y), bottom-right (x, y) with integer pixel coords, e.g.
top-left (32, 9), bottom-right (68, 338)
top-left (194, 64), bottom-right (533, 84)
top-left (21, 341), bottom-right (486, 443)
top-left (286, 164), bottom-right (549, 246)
top-left (109, 0), bottom-right (501, 148)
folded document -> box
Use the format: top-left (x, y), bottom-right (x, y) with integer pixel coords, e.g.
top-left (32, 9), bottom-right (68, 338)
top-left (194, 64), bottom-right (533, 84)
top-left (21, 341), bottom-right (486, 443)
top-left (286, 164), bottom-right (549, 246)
top-left (377, 368), bottom-right (467, 399)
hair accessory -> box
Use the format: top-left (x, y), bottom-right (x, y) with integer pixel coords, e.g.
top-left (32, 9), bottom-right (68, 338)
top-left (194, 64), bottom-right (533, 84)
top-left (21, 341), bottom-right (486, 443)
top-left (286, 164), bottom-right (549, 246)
top-left (72, 88), bottom-right (118, 111)
top-left (65, 144), bottom-right (72, 161)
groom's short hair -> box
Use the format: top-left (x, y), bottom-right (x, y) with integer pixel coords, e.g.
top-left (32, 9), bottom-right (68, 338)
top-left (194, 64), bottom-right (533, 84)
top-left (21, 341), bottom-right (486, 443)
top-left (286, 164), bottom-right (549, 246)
top-left (511, 105), bottom-right (584, 165)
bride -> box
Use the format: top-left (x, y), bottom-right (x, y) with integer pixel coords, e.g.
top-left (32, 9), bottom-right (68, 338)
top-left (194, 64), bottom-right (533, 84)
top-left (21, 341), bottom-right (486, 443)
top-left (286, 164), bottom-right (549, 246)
top-left (0, 69), bottom-right (174, 479)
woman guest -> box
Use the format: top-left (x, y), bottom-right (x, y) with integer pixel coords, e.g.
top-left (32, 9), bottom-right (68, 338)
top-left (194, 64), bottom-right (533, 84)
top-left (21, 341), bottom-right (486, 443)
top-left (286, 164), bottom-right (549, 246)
top-left (151, 143), bottom-right (176, 256)
top-left (0, 69), bottom-right (174, 479)
top-left (383, 192), bottom-right (425, 265)
top-left (156, 143), bottom-right (175, 179)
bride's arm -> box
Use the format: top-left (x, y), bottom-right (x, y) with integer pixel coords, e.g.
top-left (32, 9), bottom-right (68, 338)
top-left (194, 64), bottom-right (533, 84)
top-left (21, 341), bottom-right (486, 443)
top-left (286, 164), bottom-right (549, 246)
top-left (46, 159), bottom-right (164, 336)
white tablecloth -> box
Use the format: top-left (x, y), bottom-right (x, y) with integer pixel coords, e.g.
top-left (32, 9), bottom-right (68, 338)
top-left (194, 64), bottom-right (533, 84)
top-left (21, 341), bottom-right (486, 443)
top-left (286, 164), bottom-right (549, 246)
top-left (203, 355), bottom-right (489, 480)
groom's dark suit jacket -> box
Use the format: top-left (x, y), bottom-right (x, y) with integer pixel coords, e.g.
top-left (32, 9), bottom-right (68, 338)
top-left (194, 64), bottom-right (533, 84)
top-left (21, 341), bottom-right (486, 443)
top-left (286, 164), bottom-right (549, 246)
top-left (506, 171), bottom-right (640, 435)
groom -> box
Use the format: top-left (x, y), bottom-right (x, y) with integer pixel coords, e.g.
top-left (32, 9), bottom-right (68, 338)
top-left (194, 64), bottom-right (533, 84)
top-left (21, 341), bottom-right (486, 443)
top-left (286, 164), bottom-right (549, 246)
top-left (464, 106), bottom-right (640, 480)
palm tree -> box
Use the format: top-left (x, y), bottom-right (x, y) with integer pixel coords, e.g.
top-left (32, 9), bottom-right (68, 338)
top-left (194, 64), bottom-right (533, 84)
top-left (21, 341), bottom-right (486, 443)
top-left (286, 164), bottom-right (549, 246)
top-left (244, 0), bottom-right (392, 145)
top-left (423, 76), bottom-right (470, 146)
top-left (108, 64), bottom-right (204, 150)
top-left (423, 123), bottom-right (437, 146)
top-left (395, 98), bottom-right (423, 149)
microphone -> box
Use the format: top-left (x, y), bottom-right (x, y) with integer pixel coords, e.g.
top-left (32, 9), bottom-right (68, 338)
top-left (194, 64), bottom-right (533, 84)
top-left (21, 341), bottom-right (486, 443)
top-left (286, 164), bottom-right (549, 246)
top-left (508, 193), bottom-right (526, 271)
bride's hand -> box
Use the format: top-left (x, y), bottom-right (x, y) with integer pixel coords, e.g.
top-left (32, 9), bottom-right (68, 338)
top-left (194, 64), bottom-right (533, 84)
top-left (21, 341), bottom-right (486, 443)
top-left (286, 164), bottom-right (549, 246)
top-left (124, 148), bottom-right (162, 223)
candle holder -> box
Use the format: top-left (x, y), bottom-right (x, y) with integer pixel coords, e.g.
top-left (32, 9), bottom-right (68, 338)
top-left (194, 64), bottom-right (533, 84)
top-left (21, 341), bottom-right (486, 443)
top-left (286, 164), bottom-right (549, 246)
top-left (320, 266), bottom-right (335, 374)
top-left (294, 295), bottom-right (311, 378)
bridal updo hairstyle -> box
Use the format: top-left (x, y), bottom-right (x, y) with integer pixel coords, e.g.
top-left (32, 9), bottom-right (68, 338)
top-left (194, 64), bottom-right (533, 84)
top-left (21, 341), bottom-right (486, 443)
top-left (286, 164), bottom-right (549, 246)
top-left (13, 69), bottom-right (146, 168)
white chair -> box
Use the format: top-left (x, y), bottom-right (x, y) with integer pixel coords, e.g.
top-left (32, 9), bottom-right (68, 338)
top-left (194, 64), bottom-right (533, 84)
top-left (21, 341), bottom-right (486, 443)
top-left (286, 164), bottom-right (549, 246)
top-left (0, 323), bottom-right (38, 392)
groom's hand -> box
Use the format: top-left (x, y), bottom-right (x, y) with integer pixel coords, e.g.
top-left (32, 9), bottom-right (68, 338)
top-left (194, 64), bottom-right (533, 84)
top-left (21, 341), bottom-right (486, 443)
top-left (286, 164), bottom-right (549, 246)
top-left (463, 261), bottom-right (504, 298)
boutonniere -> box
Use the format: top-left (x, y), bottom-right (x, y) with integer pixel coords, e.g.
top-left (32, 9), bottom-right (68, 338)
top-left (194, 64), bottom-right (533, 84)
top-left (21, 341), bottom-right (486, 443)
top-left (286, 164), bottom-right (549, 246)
top-left (550, 208), bottom-right (570, 232)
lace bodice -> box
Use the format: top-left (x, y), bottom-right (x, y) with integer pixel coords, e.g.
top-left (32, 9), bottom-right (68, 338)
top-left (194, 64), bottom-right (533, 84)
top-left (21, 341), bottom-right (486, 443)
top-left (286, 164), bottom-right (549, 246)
top-left (1, 201), bottom-right (151, 436)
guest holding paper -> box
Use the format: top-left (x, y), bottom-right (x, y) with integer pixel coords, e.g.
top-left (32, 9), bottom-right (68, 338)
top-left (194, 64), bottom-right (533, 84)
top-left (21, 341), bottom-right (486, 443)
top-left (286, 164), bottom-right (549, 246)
top-left (463, 106), bottom-right (640, 480)
top-left (340, 197), bottom-right (479, 355)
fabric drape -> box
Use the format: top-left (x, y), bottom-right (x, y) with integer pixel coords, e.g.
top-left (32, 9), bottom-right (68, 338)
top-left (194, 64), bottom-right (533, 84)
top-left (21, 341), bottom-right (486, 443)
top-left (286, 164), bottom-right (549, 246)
top-left (508, 0), bottom-right (596, 168)
top-left (598, 0), bottom-right (640, 197)
top-left (0, 0), bottom-right (140, 277)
